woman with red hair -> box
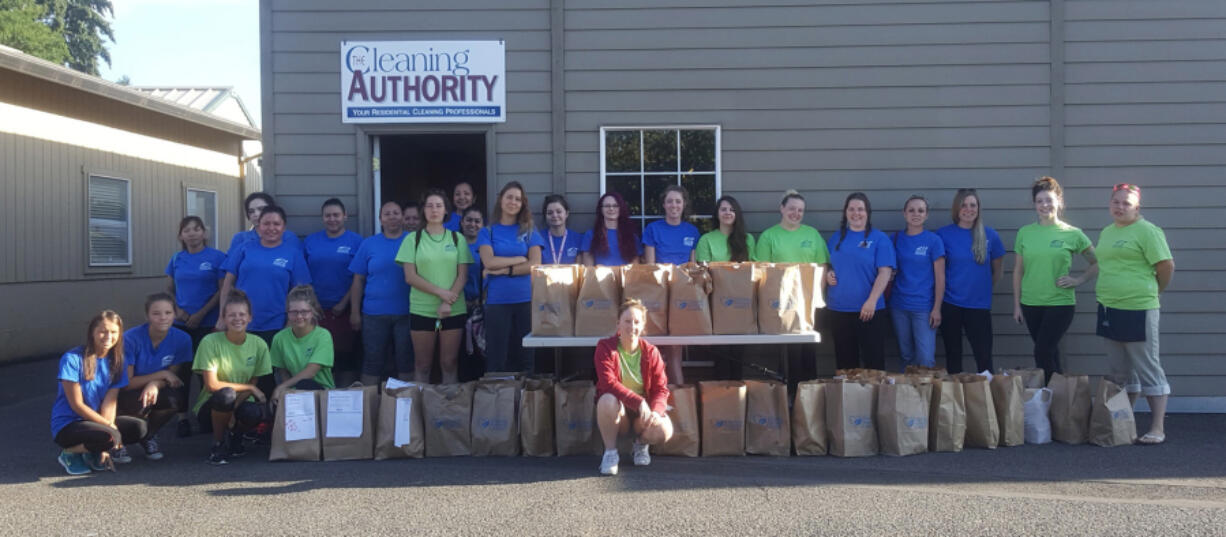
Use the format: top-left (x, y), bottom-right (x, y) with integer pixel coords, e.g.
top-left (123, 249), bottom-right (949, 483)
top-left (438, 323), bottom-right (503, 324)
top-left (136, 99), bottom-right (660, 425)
top-left (580, 192), bottom-right (642, 266)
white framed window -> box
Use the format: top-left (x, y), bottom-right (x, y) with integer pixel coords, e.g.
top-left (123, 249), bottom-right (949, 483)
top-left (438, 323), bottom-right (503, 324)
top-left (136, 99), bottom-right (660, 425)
top-left (87, 174), bottom-right (132, 266)
top-left (185, 187), bottom-right (219, 247)
top-left (600, 126), bottom-right (721, 233)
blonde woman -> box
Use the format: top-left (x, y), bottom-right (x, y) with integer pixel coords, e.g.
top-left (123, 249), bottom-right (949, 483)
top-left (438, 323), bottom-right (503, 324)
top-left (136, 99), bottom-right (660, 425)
top-left (935, 189), bottom-right (1004, 374)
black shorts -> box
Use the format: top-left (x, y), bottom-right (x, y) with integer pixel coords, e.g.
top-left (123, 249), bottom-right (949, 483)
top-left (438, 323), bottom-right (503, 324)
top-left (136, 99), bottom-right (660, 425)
top-left (409, 313), bottom-right (468, 331)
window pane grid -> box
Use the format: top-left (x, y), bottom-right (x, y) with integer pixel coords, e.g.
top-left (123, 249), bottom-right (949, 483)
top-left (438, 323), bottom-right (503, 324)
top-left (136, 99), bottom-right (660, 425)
top-left (602, 127), bottom-right (720, 233)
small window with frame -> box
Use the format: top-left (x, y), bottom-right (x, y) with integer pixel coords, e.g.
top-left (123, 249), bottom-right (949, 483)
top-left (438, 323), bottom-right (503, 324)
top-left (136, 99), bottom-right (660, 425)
top-left (87, 174), bottom-right (132, 267)
top-left (185, 187), bottom-right (219, 247)
top-left (600, 126), bottom-right (721, 233)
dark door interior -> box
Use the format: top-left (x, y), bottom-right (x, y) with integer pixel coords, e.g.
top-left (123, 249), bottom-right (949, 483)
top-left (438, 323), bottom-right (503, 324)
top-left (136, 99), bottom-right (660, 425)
top-left (379, 133), bottom-right (486, 215)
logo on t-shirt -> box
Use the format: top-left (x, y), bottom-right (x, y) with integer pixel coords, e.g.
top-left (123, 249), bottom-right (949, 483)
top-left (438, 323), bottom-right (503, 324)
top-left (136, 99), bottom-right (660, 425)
top-left (305, 347), bottom-right (315, 357)
top-left (160, 354), bottom-right (174, 367)
top-left (273, 257), bottom-right (289, 268)
top-left (858, 240), bottom-right (874, 249)
top-left (198, 262), bottom-right (213, 271)
top-left (566, 247), bottom-right (579, 257)
top-left (683, 237), bottom-right (696, 247)
top-left (800, 240), bottom-right (814, 249)
top-left (337, 246), bottom-right (352, 254)
top-left (1113, 240), bottom-right (1128, 248)
top-left (444, 244), bottom-right (456, 252)
top-left (1049, 240), bottom-right (1065, 248)
top-left (914, 246), bottom-right (929, 256)
top-left (246, 355), bottom-right (254, 365)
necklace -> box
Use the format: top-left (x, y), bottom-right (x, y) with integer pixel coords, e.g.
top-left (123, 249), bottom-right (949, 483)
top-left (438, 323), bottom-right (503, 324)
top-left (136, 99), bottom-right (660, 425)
top-left (425, 229), bottom-right (446, 243)
top-left (548, 229), bottom-right (567, 264)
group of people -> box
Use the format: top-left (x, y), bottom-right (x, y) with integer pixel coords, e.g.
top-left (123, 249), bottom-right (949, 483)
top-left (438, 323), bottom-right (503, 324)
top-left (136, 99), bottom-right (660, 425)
top-left (51, 178), bottom-right (1173, 476)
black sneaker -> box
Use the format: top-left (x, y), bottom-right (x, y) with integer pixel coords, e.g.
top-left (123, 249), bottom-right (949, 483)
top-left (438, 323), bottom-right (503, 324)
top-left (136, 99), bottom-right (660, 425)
top-left (207, 441), bottom-right (228, 466)
top-left (176, 418), bottom-right (193, 438)
top-left (228, 431), bottom-right (247, 458)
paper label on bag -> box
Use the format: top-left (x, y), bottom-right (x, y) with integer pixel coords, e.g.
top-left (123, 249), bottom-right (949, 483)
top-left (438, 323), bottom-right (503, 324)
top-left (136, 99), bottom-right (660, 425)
top-left (393, 397), bottom-right (413, 447)
top-left (283, 392), bottom-right (316, 442)
top-left (326, 390), bottom-right (364, 438)
top-left (385, 378), bottom-right (415, 390)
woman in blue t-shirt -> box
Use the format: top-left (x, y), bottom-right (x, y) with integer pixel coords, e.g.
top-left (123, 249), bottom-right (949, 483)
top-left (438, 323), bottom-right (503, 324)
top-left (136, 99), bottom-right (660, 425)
top-left (936, 188), bottom-right (1005, 374)
top-left (581, 192), bottom-right (642, 266)
top-left (166, 216), bottom-right (226, 348)
top-left (478, 181), bottom-right (545, 373)
top-left (349, 201), bottom-right (414, 387)
top-left (642, 185), bottom-right (700, 384)
top-left (225, 192), bottom-right (300, 259)
top-left (825, 192), bottom-right (897, 371)
top-left (218, 205), bottom-right (313, 344)
top-left (460, 206), bottom-right (486, 380)
top-left (117, 293), bottom-right (194, 461)
top-left (51, 310), bottom-right (147, 475)
top-left (536, 195), bottom-right (580, 265)
top-left (304, 198), bottom-right (363, 384)
top-left (888, 195), bottom-right (946, 370)
top-left (445, 181), bottom-right (476, 232)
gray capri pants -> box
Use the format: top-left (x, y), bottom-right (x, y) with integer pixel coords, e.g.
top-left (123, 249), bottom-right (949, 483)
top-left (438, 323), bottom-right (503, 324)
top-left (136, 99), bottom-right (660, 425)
top-left (1102, 308), bottom-right (1170, 396)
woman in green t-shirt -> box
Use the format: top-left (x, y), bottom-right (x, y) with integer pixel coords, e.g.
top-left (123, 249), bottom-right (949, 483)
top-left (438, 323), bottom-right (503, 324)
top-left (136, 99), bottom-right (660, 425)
top-left (270, 285), bottom-right (335, 405)
top-left (695, 195), bottom-right (756, 263)
top-left (1010, 177), bottom-right (1098, 381)
top-left (754, 190), bottom-right (830, 264)
top-left (192, 290), bottom-right (272, 466)
top-left (396, 189), bottom-right (473, 384)
top-left (1095, 183), bottom-right (1174, 445)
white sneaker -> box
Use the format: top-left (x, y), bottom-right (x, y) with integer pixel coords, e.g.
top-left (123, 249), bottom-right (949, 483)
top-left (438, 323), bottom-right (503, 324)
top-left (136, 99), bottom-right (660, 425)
top-left (632, 441), bottom-right (651, 467)
top-left (599, 449), bottom-right (619, 476)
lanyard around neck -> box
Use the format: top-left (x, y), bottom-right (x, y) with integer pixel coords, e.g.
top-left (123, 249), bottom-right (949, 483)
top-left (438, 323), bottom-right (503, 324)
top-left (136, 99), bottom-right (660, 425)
top-left (548, 230), bottom-right (567, 264)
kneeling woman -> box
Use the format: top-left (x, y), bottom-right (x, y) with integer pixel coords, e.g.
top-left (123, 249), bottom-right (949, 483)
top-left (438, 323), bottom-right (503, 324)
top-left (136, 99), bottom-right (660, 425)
top-left (270, 285), bottom-right (336, 403)
top-left (51, 311), bottom-right (147, 474)
top-left (594, 299), bottom-right (673, 476)
top-left (193, 290), bottom-right (273, 466)
top-left (118, 293), bottom-right (194, 461)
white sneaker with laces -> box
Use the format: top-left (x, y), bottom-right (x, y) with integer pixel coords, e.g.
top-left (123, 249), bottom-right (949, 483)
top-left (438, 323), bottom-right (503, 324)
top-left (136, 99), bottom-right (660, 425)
top-left (632, 441), bottom-right (651, 467)
top-left (599, 449), bottom-right (619, 476)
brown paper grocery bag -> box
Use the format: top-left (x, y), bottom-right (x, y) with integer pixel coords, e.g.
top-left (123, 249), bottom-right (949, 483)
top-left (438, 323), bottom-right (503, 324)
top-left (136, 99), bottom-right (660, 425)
top-left (825, 379), bottom-right (879, 457)
top-left (654, 384), bottom-right (699, 457)
top-left (955, 373), bottom-right (998, 449)
top-left (622, 264), bottom-right (670, 336)
top-left (791, 380), bottom-right (827, 456)
top-left (990, 375), bottom-right (1025, 447)
top-left (876, 379), bottom-right (932, 456)
top-left (554, 380), bottom-right (600, 456)
top-left (757, 263), bottom-right (807, 335)
top-left (520, 378), bottom-right (555, 457)
top-left (374, 384), bottom-right (424, 460)
top-left (531, 265), bottom-right (580, 336)
top-left (699, 381), bottom-right (746, 456)
top-left (574, 266), bottom-right (621, 337)
top-left (422, 382), bottom-right (474, 457)
top-left (668, 263), bottom-right (713, 336)
top-left (709, 262), bottom-right (759, 335)
top-left (471, 379), bottom-right (522, 456)
top-left (1048, 372), bottom-right (1092, 445)
top-left (928, 378), bottom-right (965, 452)
top-left (1002, 367), bottom-right (1045, 389)
top-left (1090, 379), bottom-right (1137, 447)
top-left (319, 383), bottom-right (378, 461)
top-left (269, 389), bottom-right (322, 462)
top-left (791, 263), bottom-right (825, 330)
top-left (744, 380), bottom-right (790, 456)
top-left (906, 365), bottom-right (950, 379)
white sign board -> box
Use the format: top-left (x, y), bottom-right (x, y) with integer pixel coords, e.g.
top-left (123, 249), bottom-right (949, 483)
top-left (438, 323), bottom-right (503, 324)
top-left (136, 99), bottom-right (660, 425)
top-left (341, 40), bottom-right (506, 123)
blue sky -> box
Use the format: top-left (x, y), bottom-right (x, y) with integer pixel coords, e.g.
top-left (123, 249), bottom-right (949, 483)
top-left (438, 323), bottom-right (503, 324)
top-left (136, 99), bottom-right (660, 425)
top-left (99, 0), bottom-right (262, 126)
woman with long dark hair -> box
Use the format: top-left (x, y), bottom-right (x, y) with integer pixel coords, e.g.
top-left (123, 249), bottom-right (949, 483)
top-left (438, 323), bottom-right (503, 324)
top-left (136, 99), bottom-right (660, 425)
top-left (580, 192), bottom-right (642, 266)
top-left (226, 192), bottom-right (299, 258)
top-left (536, 195), bottom-right (580, 265)
top-left (936, 189), bottom-right (1005, 374)
top-left (825, 192), bottom-right (896, 370)
top-left (478, 181), bottom-right (544, 373)
top-left (696, 195), bottom-right (755, 262)
top-left (51, 311), bottom-right (146, 474)
top-left (217, 205), bottom-right (312, 344)
top-left (166, 216), bottom-right (226, 347)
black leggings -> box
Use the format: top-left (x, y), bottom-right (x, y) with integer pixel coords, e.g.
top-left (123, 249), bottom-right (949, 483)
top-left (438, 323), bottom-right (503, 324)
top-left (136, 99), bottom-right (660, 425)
top-left (940, 303), bottom-right (994, 374)
top-left (1021, 304), bottom-right (1075, 382)
top-left (195, 387), bottom-right (270, 433)
top-left (828, 310), bottom-right (890, 371)
top-left (54, 417), bottom-right (147, 454)
top-left (117, 365), bottom-right (192, 439)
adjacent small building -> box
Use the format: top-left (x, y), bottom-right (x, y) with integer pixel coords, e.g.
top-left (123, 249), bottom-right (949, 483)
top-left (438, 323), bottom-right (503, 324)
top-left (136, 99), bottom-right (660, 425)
top-left (0, 45), bottom-right (261, 362)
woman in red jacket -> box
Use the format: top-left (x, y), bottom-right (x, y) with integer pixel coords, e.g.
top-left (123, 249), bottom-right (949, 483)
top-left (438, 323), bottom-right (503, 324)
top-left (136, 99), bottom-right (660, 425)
top-left (594, 299), bottom-right (673, 476)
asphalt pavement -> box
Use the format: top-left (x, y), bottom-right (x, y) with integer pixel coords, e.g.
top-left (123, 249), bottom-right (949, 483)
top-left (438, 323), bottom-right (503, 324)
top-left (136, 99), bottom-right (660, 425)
top-left (3, 358), bottom-right (1223, 536)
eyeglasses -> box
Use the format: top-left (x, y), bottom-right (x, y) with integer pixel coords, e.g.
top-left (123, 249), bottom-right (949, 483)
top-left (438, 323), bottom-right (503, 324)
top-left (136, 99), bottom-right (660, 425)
top-left (600, 204), bottom-right (620, 209)
top-left (287, 309), bottom-right (315, 317)
top-left (1113, 183), bottom-right (1141, 194)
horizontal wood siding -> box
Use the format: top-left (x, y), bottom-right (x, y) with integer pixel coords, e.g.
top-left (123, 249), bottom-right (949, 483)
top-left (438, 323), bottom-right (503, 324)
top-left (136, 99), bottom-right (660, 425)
top-left (264, 0), bottom-right (554, 234)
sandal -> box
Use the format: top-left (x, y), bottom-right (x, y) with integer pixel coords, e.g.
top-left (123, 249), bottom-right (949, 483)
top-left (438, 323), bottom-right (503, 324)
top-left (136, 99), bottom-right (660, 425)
top-left (1137, 432), bottom-right (1165, 445)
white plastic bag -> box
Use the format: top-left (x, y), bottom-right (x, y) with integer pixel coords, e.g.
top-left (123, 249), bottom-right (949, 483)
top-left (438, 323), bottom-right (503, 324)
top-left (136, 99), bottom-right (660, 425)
top-left (1023, 388), bottom-right (1052, 444)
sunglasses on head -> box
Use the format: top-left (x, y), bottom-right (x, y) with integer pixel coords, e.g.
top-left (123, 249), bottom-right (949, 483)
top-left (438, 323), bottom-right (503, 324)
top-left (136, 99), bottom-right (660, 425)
top-left (1113, 183), bottom-right (1141, 194)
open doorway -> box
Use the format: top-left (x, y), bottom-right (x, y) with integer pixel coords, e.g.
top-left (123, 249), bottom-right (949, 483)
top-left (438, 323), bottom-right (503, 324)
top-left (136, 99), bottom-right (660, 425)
top-left (377, 133), bottom-right (486, 226)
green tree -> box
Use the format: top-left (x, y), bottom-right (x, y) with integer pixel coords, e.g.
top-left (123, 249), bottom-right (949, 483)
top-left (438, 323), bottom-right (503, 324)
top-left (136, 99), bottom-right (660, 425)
top-left (36, 0), bottom-right (115, 75)
top-left (0, 0), bottom-right (71, 65)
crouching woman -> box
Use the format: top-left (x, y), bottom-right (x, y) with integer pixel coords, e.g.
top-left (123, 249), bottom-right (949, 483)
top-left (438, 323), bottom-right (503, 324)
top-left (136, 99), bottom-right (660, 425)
top-left (193, 290), bottom-right (272, 465)
top-left (594, 299), bottom-right (673, 476)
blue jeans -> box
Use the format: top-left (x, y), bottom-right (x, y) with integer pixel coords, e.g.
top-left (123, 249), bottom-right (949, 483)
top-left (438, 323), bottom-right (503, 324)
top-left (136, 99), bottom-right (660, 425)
top-left (891, 308), bottom-right (936, 370)
top-left (483, 302), bottom-right (534, 373)
top-left (362, 314), bottom-right (413, 377)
